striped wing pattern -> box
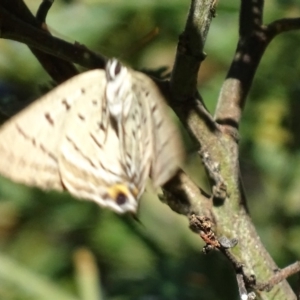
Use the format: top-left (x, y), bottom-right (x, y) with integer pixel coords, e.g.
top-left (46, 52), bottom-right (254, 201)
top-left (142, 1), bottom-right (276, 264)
top-left (0, 59), bottom-right (183, 213)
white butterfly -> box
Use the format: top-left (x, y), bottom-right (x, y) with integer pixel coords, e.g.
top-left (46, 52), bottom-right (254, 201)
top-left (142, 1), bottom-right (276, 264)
top-left (0, 59), bottom-right (183, 213)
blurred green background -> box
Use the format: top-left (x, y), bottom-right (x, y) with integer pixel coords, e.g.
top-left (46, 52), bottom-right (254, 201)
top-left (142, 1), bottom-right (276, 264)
top-left (0, 0), bottom-right (300, 299)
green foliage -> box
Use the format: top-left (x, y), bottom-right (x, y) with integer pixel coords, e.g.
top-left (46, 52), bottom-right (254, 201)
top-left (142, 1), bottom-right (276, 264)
top-left (0, 1), bottom-right (299, 299)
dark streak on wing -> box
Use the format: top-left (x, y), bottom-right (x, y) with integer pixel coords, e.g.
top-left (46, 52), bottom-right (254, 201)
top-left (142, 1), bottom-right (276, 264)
top-left (125, 155), bottom-right (132, 170)
top-left (132, 130), bottom-right (136, 138)
top-left (65, 136), bottom-right (97, 168)
top-left (40, 144), bottom-right (58, 162)
top-left (60, 178), bottom-right (68, 190)
top-left (156, 139), bottom-right (169, 156)
top-left (81, 88), bottom-right (86, 94)
top-left (89, 133), bottom-right (103, 149)
top-left (151, 103), bottom-right (158, 113)
top-left (97, 122), bottom-right (105, 131)
top-left (126, 152), bottom-right (132, 161)
top-left (134, 160), bottom-right (147, 180)
top-left (44, 112), bottom-right (54, 125)
top-left (109, 116), bottom-right (119, 137)
top-left (15, 124), bottom-right (58, 163)
top-left (156, 119), bottom-right (163, 130)
top-left (99, 160), bottom-right (126, 179)
top-left (114, 85), bottom-right (121, 99)
top-left (102, 193), bottom-right (109, 200)
top-left (61, 99), bottom-right (71, 110)
top-left (65, 135), bottom-right (125, 179)
top-left (78, 114), bottom-right (85, 121)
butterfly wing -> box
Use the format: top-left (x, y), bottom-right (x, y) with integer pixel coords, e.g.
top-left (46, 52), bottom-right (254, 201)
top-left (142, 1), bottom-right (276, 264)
top-left (121, 74), bottom-right (153, 199)
top-left (0, 72), bottom-right (100, 190)
top-left (132, 71), bottom-right (184, 188)
top-left (57, 70), bottom-right (137, 212)
top-left (0, 60), bottom-right (183, 214)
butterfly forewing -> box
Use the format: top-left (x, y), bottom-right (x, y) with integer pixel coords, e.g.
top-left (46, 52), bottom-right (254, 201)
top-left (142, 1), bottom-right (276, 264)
top-left (0, 73), bottom-right (97, 190)
top-left (58, 70), bottom-right (133, 210)
top-left (0, 59), bottom-right (184, 213)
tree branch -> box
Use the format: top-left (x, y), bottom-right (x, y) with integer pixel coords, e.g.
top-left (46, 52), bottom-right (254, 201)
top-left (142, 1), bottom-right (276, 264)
top-left (0, 1), bottom-right (106, 83)
top-left (214, 5), bottom-right (300, 129)
top-left (1, 1), bottom-right (300, 299)
top-left (168, 0), bottom-right (300, 299)
top-left (170, 0), bottom-right (215, 105)
top-left (1, 0), bottom-right (78, 83)
top-left (162, 171), bottom-right (212, 217)
top-left (214, 0), bottom-right (266, 127)
top-left (267, 18), bottom-right (300, 38)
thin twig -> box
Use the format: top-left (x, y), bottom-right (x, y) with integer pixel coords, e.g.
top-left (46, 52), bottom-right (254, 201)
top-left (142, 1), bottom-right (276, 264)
top-left (214, 6), bottom-right (300, 129)
top-left (255, 262), bottom-right (300, 292)
top-left (214, 0), bottom-right (266, 127)
top-left (170, 0), bottom-right (214, 105)
top-left (267, 18), bottom-right (300, 38)
top-left (0, 3), bottom-right (106, 82)
top-left (0, 1), bottom-right (78, 83)
top-left (36, 0), bottom-right (54, 24)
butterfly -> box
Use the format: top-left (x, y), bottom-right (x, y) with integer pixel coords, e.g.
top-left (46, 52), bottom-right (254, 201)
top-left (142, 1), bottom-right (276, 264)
top-left (0, 59), bottom-right (183, 213)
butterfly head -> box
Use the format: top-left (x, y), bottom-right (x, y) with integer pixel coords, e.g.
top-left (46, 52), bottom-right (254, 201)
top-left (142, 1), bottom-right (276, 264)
top-left (103, 183), bottom-right (138, 214)
top-left (105, 59), bottom-right (132, 118)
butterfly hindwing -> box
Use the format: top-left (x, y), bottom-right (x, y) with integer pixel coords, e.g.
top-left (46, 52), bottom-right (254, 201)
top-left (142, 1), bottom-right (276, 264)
top-left (133, 72), bottom-right (184, 188)
top-left (126, 71), bottom-right (155, 197)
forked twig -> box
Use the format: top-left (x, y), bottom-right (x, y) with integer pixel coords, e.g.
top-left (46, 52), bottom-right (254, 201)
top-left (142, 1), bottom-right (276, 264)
top-left (189, 214), bottom-right (300, 299)
top-left (0, 1), bottom-right (106, 82)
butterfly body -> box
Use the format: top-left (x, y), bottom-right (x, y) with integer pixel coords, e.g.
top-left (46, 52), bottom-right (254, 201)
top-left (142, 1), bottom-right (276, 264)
top-left (0, 59), bottom-right (183, 213)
